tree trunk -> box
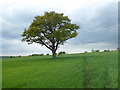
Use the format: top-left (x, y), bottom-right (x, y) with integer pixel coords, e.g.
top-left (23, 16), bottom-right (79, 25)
top-left (52, 50), bottom-right (56, 58)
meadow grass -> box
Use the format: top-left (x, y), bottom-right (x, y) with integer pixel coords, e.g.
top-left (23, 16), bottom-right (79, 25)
top-left (2, 51), bottom-right (118, 88)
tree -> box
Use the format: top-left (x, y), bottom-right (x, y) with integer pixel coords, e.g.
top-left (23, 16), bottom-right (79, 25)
top-left (95, 50), bottom-right (100, 52)
top-left (22, 11), bottom-right (80, 58)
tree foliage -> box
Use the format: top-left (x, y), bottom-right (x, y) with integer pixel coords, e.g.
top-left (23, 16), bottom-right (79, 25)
top-left (22, 11), bottom-right (80, 58)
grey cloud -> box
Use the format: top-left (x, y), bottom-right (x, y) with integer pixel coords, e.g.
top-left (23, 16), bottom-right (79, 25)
top-left (92, 2), bottom-right (117, 28)
top-left (68, 2), bottom-right (118, 45)
top-left (1, 6), bottom-right (46, 40)
top-left (1, 22), bottom-right (21, 40)
top-left (2, 7), bottom-right (34, 24)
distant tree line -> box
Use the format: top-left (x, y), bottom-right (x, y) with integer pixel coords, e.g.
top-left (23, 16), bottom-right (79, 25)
top-left (9, 55), bottom-right (21, 58)
top-left (9, 47), bottom-right (119, 58)
top-left (88, 49), bottom-right (119, 53)
top-left (29, 54), bottom-right (44, 56)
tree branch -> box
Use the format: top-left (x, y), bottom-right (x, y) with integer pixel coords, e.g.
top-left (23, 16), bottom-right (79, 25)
top-left (40, 40), bottom-right (52, 50)
top-left (55, 39), bottom-right (59, 50)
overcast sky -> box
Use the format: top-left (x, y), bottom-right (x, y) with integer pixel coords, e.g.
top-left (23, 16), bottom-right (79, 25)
top-left (1, 0), bottom-right (119, 56)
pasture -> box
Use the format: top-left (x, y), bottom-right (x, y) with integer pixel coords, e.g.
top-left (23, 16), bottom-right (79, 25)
top-left (2, 51), bottom-right (118, 88)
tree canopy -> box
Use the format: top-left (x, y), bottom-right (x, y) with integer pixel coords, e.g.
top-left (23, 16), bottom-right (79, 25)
top-left (22, 11), bottom-right (80, 58)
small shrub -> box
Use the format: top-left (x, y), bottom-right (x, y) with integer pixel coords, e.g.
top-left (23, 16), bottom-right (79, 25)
top-left (103, 50), bottom-right (110, 52)
top-left (10, 56), bottom-right (13, 58)
top-left (46, 54), bottom-right (49, 56)
top-left (91, 49), bottom-right (100, 52)
top-left (95, 50), bottom-right (100, 52)
top-left (10, 56), bottom-right (15, 58)
top-left (18, 55), bottom-right (21, 57)
top-left (58, 51), bottom-right (66, 56)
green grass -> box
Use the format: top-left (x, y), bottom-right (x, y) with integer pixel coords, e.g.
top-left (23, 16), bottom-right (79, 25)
top-left (2, 51), bottom-right (118, 88)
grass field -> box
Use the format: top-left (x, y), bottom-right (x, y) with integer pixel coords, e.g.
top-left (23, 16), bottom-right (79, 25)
top-left (2, 51), bottom-right (118, 88)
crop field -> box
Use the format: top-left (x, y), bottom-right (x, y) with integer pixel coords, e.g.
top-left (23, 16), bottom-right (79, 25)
top-left (2, 51), bottom-right (118, 88)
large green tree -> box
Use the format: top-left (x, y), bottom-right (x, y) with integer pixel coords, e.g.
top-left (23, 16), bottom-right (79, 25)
top-left (22, 11), bottom-right (80, 58)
